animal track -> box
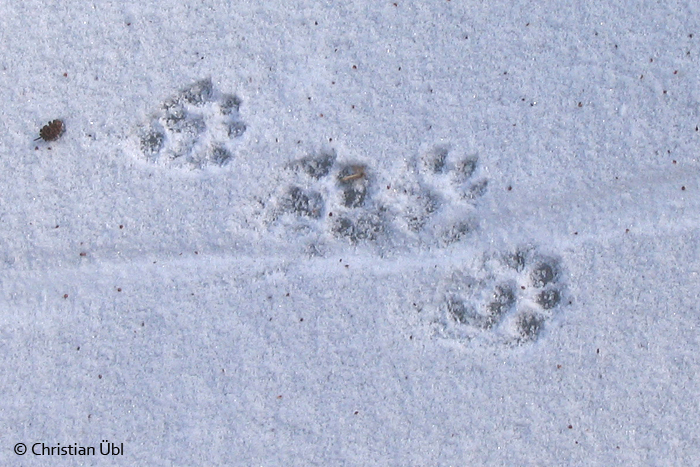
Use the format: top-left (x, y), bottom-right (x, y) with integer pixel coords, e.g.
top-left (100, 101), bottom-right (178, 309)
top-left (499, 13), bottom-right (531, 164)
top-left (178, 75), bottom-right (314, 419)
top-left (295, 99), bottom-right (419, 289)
top-left (269, 145), bottom-right (488, 249)
top-left (268, 145), bottom-right (567, 345)
top-left (133, 78), bottom-right (247, 168)
top-left (391, 146), bottom-right (488, 246)
top-left (425, 247), bottom-right (566, 345)
top-left (269, 149), bottom-right (388, 245)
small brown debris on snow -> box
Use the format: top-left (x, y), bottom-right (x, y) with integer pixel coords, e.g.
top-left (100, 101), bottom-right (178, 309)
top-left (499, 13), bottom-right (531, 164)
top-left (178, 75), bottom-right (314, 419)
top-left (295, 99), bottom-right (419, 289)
top-left (36, 119), bottom-right (65, 142)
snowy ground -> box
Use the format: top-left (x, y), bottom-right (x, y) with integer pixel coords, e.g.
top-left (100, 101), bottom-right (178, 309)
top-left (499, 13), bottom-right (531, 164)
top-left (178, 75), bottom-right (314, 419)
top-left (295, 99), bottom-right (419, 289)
top-left (2, 0), bottom-right (700, 465)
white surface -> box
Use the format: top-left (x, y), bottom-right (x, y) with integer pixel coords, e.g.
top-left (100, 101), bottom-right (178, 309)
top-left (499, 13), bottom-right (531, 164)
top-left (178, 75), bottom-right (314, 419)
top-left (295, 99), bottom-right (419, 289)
top-left (1, 0), bottom-right (699, 465)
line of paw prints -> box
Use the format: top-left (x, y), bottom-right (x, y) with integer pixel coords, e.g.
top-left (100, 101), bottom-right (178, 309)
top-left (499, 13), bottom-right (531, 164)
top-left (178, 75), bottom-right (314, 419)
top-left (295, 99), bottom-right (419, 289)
top-left (425, 247), bottom-right (567, 345)
top-left (268, 146), bottom-right (489, 249)
top-left (391, 146), bottom-right (488, 246)
top-left (135, 78), bottom-right (247, 169)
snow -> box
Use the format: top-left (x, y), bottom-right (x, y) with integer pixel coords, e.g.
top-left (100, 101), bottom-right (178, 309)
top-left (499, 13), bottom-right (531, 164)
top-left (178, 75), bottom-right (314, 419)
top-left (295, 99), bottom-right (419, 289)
top-left (2, 0), bottom-right (700, 465)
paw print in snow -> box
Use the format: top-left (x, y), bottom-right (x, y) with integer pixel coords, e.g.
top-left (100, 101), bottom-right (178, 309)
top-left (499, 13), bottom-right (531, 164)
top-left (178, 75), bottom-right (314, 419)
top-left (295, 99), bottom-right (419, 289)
top-left (417, 146), bottom-right (488, 204)
top-left (431, 247), bottom-right (566, 345)
top-left (270, 144), bottom-right (490, 249)
top-left (392, 146), bottom-right (488, 246)
top-left (134, 78), bottom-right (247, 169)
top-left (270, 150), bottom-right (386, 245)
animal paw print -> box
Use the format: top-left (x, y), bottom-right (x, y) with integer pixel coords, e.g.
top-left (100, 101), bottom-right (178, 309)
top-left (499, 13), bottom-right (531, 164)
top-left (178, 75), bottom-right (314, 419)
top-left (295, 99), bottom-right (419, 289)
top-left (270, 150), bottom-right (386, 245)
top-left (270, 145), bottom-right (489, 249)
top-left (430, 247), bottom-right (566, 345)
top-left (134, 78), bottom-right (247, 168)
top-left (392, 146), bottom-right (488, 246)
